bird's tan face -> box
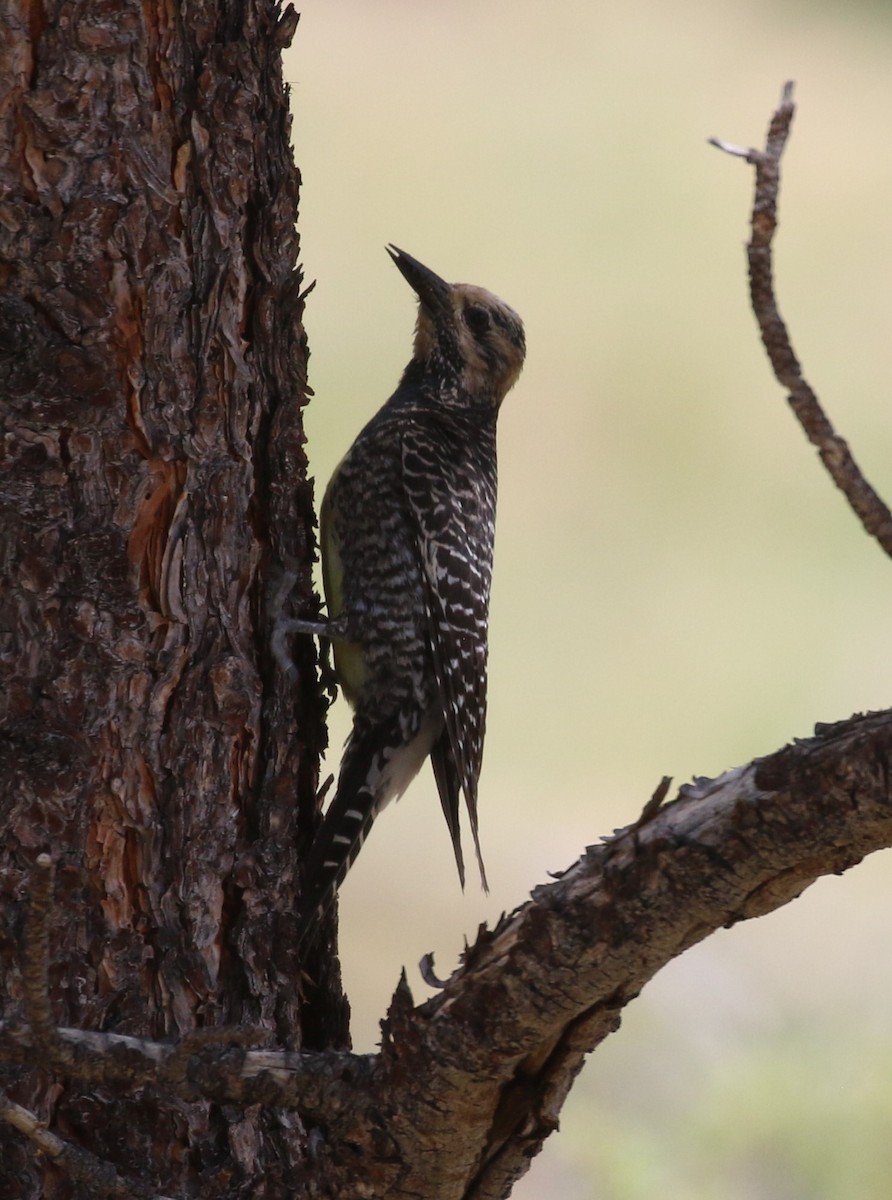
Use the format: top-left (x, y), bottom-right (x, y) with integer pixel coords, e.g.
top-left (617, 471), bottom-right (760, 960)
top-left (387, 247), bottom-right (525, 407)
top-left (414, 283), bottom-right (526, 406)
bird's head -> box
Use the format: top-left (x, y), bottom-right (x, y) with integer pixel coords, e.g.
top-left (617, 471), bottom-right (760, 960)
top-left (387, 245), bottom-right (525, 408)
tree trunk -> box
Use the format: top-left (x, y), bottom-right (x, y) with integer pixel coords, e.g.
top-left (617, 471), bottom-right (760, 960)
top-left (0, 1), bottom-right (343, 1195)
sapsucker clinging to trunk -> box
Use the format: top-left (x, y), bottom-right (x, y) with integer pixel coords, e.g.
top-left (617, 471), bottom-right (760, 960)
top-left (295, 246), bottom-right (525, 948)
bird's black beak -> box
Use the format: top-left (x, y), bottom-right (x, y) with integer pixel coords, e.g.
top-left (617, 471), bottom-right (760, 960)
top-left (387, 246), bottom-right (452, 315)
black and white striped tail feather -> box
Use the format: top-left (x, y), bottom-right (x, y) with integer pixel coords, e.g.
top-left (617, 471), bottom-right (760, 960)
top-left (296, 793), bottom-right (378, 951)
top-left (297, 709), bottom-right (435, 950)
top-left (296, 724), bottom-right (389, 950)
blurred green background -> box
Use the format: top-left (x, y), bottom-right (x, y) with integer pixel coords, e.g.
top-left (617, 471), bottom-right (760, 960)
top-left (285, 3), bottom-right (892, 1196)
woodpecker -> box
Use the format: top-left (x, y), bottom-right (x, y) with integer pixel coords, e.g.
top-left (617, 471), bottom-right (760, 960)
top-left (295, 246), bottom-right (525, 948)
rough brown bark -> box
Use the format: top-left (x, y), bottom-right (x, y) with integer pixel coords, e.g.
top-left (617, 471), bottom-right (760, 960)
top-left (0, 1), bottom-right (344, 1196)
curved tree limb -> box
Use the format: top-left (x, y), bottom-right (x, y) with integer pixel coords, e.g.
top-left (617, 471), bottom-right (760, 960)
top-left (4, 708), bottom-right (892, 1197)
top-left (710, 81), bottom-right (892, 557)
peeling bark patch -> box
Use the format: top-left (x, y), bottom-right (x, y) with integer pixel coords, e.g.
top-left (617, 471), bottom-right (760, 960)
top-left (127, 457), bottom-right (187, 615)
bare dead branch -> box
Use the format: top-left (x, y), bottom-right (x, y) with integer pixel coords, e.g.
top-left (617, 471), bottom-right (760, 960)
top-left (711, 81), bottom-right (892, 557)
top-left (0, 1085), bottom-right (175, 1200)
top-left (0, 1018), bottom-right (377, 1129)
top-left (156, 1023), bottom-right (274, 1091)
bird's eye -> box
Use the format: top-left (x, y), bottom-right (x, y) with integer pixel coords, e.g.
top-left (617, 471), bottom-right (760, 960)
top-left (463, 305), bottom-right (492, 336)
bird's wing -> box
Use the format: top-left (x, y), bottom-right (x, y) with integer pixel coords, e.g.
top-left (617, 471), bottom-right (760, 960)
top-left (401, 428), bottom-right (492, 891)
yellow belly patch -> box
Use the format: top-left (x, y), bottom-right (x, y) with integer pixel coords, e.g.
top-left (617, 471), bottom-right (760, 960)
top-left (321, 482), bottom-right (367, 707)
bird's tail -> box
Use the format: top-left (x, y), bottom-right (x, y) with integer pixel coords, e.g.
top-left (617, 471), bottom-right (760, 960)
top-left (296, 711), bottom-right (434, 951)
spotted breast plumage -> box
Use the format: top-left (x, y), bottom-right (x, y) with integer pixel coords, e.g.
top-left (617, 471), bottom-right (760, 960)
top-left (294, 246), bottom-right (525, 948)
